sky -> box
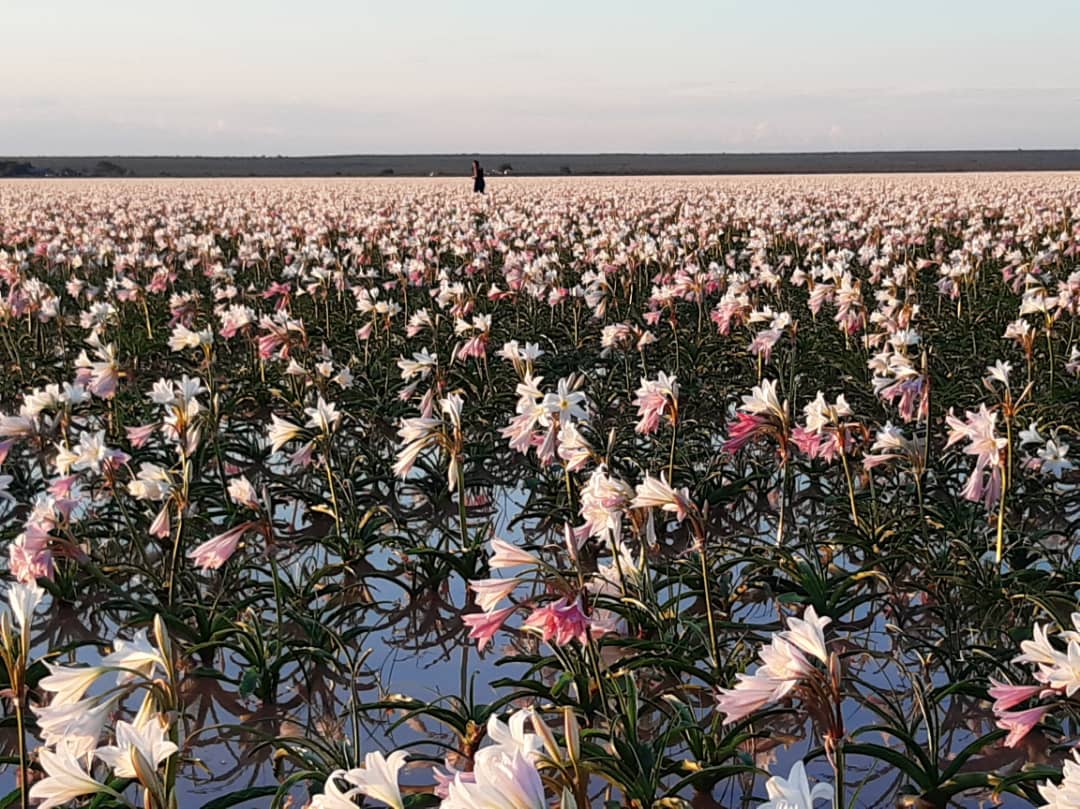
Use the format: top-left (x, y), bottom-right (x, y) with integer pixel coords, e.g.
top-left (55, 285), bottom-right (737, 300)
top-left (3, 0), bottom-right (1079, 155)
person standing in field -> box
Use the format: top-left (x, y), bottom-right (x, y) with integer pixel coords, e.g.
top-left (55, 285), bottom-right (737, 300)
top-left (472, 160), bottom-right (486, 194)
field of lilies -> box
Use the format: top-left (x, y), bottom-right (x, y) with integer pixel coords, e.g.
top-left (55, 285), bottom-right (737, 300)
top-left (1, 174), bottom-right (1079, 809)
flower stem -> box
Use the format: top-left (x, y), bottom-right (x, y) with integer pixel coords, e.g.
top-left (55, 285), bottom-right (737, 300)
top-left (456, 456), bottom-right (469, 550)
top-left (324, 441), bottom-right (343, 538)
top-left (667, 404), bottom-right (679, 483)
top-left (693, 519), bottom-right (721, 674)
top-left (836, 426), bottom-right (859, 527)
top-left (833, 741), bottom-right (845, 809)
top-left (14, 673), bottom-right (27, 809)
top-left (166, 463), bottom-right (188, 609)
top-left (995, 410), bottom-right (1013, 566)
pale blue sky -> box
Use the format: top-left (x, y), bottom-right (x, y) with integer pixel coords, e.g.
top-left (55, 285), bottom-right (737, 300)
top-left (3, 0), bottom-right (1078, 154)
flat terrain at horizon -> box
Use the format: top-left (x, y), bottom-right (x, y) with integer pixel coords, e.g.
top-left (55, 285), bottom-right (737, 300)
top-left (6, 150), bottom-right (1080, 177)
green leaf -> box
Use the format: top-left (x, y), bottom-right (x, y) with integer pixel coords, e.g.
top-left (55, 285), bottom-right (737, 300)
top-left (404, 795), bottom-right (441, 808)
top-left (939, 729), bottom-right (1006, 782)
top-left (238, 666), bottom-right (260, 698)
top-left (201, 786), bottom-right (281, 809)
top-left (844, 742), bottom-right (936, 791)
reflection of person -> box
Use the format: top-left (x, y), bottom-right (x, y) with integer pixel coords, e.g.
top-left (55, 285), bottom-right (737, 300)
top-left (472, 160), bottom-right (486, 194)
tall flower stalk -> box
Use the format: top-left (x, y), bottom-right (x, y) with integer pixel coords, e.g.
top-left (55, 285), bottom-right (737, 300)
top-left (0, 582), bottom-right (44, 809)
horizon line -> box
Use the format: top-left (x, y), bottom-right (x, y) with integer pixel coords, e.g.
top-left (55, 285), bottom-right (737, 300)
top-left (6, 148), bottom-right (1080, 160)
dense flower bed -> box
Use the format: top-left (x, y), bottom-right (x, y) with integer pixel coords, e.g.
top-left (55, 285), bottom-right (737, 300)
top-left (0, 175), bottom-right (1078, 808)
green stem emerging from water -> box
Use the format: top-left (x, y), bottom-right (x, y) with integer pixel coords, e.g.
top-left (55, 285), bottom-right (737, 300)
top-left (995, 410), bottom-right (1013, 566)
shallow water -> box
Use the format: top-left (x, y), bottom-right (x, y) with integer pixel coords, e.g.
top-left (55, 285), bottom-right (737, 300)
top-left (1, 175), bottom-right (1078, 808)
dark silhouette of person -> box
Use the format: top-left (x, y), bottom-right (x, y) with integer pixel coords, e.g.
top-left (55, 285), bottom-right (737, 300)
top-left (472, 160), bottom-right (486, 194)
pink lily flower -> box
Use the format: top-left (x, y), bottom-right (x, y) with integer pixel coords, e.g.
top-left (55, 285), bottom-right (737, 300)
top-left (463, 605), bottom-right (517, 651)
top-left (187, 520), bottom-right (259, 570)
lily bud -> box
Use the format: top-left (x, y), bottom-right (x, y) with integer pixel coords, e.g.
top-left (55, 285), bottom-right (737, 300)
top-left (563, 706), bottom-right (580, 765)
top-left (530, 708), bottom-right (560, 762)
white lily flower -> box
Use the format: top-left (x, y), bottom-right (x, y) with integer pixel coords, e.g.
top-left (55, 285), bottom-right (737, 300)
top-left (7, 580), bottom-right (45, 652)
top-left (102, 628), bottom-right (165, 682)
top-left (29, 745), bottom-right (112, 809)
top-left (757, 760), bottom-right (833, 809)
top-left (95, 717), bottom-right (178, 779)
top-left (341, 750), bottom-right (408, 809)
top-left (311, 771), bottom-right (365, 808)
top-left (39, 662), bottom-right (110, 705)
top-left (304, 396), bottom-right (342, 434)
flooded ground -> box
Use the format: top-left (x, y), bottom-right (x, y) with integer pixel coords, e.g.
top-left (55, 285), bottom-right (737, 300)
top-left (0, 176), bottom-right (1077, 807)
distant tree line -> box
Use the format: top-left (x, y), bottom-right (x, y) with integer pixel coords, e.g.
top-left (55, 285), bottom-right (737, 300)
top-left (0, 161), bottom-right (39, 177)
top-left (0, 160), bottom-right (133, 178)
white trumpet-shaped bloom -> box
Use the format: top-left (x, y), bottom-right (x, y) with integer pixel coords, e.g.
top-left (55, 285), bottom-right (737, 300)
top-left (29, 745), bottom-right (111, 809)
top-left (757, 760), bottom-right (834, 809)
top-left (340, 750), bottom-right (408, 809)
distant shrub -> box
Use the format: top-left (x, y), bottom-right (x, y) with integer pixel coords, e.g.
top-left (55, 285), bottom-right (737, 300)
top-left (380, 168), bottom-right (395, 176)
top-left (0, 161), bottom-right (35, 177)
top-left (93, 160), bottom-right (127, 177)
